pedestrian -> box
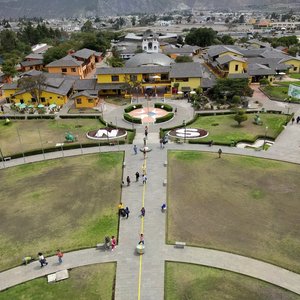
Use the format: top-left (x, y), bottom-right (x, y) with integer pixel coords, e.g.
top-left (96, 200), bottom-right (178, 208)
top-left (160, 138), bottom-right (164, 149)
top-left (124, 207), bottom-right (130, 218)
top-left (297, 116), bottom-right (300, 124)
top-left (56, 249), bottom-right (63, 264)
top-left (145, 126), bottom-right (148, 138)
top-left (161, 203), bottom-right (167, 212)
top-left (38, 252), bottom-right (48, 267)
top-left (104, 236), bottom-right (111, 250)
top-left (174, 107), bottom-right (177, 114)
top-left (133, 144), bottom-right (138, 155)
top-left (118, 202), bottom-right (124, 216)
top-left (141, 207), bottom-right (145, 217)
top-left (291, 117), bottom-right (295, 124)
top-left (142, 174), bottom-right (147, 184)
top-left (143, 149), bottom-right (147, 159)
top-left (22, 256), bottom-right (33, 265)
top-left (218, 148), bottom-right (222, 158)
top-left (139, 233), bottom-right (144, 245)
top-left (111, 236), bottom-right (116, 251)
top-left (135, 171), bottom-right (140, 182)
top-left (126, 175), bottom-right (131, 186)
top-left (0, 105), bottom-right (4, 113)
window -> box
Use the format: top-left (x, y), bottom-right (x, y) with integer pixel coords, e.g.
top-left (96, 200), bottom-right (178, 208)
top-left (130, 75), bottom-right (137, 81)
top-left (111, 75), bottom-right (119, 82)
top-left (41, 97), bottom-right (46, 103)
top-left (71, 68), bottom-right (76, 72)
top-left (61, 68), bottom-right (67, 72)
top-left (235, 64), bottom-right (239, 71)
top-left (31, 98), bottom-right (36, 103)
top-left (294, 66), bottom-right (298, 71)
top-left (76, 98), bottom-right (82, 104)
top-left (88, 99), bottom-right (94, 103)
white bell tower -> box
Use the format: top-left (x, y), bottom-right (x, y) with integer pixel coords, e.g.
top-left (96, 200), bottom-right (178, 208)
top-left (142, 36), bottom-right (159, 53)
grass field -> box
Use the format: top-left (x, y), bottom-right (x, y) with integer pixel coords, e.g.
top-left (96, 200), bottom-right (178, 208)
top-left (0, 118), bottom-right (133, 157)
top-left (68, 108), bottom-right (101, 114)
top-left (165, 262), bottom-right (300, 300)
top-left (0, 153), bottom-right (123, 271)
top-left (0, 263), bottom-right (116, 300)
top-left (168, 151), bottom-right (300, 272)
top-left (262, 85), bottom-right (300, 102)
top-left (186, 113), bottom-right (287, 144)
top-left (289, 74), bottom-right (300, 79)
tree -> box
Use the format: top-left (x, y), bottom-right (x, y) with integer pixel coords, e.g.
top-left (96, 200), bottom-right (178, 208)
top-left (81, 20), bottom-right (94, 32)
top-left (185, 28), bottom-right (217, 47)
top-left (43, 46), bottom-right (68, 65)
top-left (1, 59), bottom-right (17, 80)
top-left (238, 15), bottom-right (245, 24)
top-left (19, 74), bottom-right (47, 104)
top-left (175, 56), bottom-right (193, 63)
top-left (131, 16), bottom-right (136, 26)
top-left (219, 35), bottom-right (235, 45)
top-left (208, 78), bottom-right (253, 103)
top-left (234, 109), bottom-right (248, 126)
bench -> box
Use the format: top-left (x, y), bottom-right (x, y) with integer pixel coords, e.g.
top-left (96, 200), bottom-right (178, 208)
top-left (96, 243), bottom-right (105, 250)
top-left (163, 179), bottom-right (167, 186)
top-left (164, 161), bottom-right (167, 167)
top-left (175, 241), bottom-right (186, 249)
top-left (4, 157), bottom-right (11, 161)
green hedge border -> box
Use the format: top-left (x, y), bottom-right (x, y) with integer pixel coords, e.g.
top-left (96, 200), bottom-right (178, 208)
top-left (155, 112), bottom-right (174, 124)
top-left (124, 104), bottom-right (143, 113)
top-left (123, 113), bottom-right (142, 124)
top-left (154, 102), bottom-right (173, 112)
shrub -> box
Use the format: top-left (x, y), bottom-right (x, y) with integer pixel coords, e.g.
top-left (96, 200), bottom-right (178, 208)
top-left (231, 95), bottom-right (241, 104)
top-left (259, 78), bottom-right (270, 86)
top-left (123, 113), bottom-right (142, 124)
top-left (124, 104), bottom-right (143, 113)
top-left (154, 103), bottom-right (173, 112)
top-left (155, 113), bottom-right (174, 123)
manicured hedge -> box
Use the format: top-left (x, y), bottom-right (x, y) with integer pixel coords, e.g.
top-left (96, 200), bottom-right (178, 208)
top-left (124, 104), bottom-right (143, 113)
top-left (123, 113), bottom-right (142, 124)
top-left (154, 102), bottom-right (173, 112)
top-left (59, 115), bottom-right (100, 119)
top-left (155, 113), bottom-right (174, 123)
top-left (27, 115), bottom-right (55, 119)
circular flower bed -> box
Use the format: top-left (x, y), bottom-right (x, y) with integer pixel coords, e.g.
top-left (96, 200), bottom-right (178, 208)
top-left (86, 127), bottom-right (127, 141)
top-left (168, 128), bottom-right (209, 140)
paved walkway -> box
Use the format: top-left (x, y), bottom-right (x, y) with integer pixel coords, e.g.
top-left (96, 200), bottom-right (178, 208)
top-left (1, 97), bottom-right (300, 298)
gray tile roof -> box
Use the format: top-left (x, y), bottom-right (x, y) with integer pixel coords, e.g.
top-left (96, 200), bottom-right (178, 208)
top-left (248, 63), bottom-right (276, 76)
top-left (2, 82), bottom-right (18, 90)
top-left (25, 53), bottom-right (44, 60)
top-left (207, 45), bottom-right (243, 58)
top-left (46, 55), bottom-right (82, 67)
top-left (169, 62), bottom-right (203, 78)
top-left (96, 66), bottom-right (170, 75)
top-left (20, 70), bottom-right (44, 77)
top-left (72, 91), bottom-right (98, 99)
top-left (20, 60), bottom-right (44, 67)
top-left (43, 79), bottom-right (74, 95)
top-left (201, 77), bottom-right (216, 88)
top-left (72, 48), bottom-right (96, 60)
top-left (279, 56), bottom-right (300, 63)
top-left (216, 55), bottom-right (246, 65)
top-left (247, 57), bottom-right (290, 71)
top-left (163, 45), bottom-right (195, 55)
top-left (74, 79), bottom-right (97, 91)
top-left (96, 83), bottom-right (129, 90)
top-left (227, 73), bottom-right (249, 79)
top-left (261, 49), bottom-right (286, 59)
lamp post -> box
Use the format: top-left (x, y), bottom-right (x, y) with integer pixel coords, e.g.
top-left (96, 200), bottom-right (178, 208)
top-left (264, 126), bottom-right (268, 149)
top-left (183, 120), bottom-right (186, 143)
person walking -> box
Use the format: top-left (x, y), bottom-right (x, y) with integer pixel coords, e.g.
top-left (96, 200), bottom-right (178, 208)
top-left (145, 127), bottom-right (148, 139)
top-left (142, 148), bottom-right (147, 159)
top-left (292, 117), bottom-right (295, 124)
top-left (118, 202), bottom-right (124, 216)
top-left (218, 148), bottom-right (222, 158)
top-left (126, 176), bottom-right (131, 186)
top-left (142, 174), bottom-right (147, 184)
top-left (133, 144), bottom-right (138, 155)
top-left (111, 236), bottom-right (116, 251)
top-left (38, 252), bottom-right (48, 267)
top-left (296, 116), bottom-right (300, 124)
top-left (135, 171), bottom-right (140, 182)
top-left (56, 249), bottom-right (63, 264)
top-left (160, 138), bottom-right (164, 149)
top-left (141, 207), bottom-right (145, 217)
top-left (139, 233), bottom-right (144, 245)
top-left (124, 207), bottom-right (130, 219)
top-left (0, 105), bottom-right (4, 113)
top-left (104, 236), bottom-right (111, 250)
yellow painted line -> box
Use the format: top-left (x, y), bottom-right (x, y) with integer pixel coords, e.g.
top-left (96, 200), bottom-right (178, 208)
top-left (138, 158), bottom-right (147, 300)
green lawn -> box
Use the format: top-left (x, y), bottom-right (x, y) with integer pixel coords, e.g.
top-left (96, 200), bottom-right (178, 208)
top-left (0, 263), bottom-right (116, 300)
top-left (168, 152), bottom-right (300, 273)
top-left (165, 262), bottom-right (300, 300)
top-left (262, 85), bottom-right (300, 102)
top-left (289, 74), bottom-right (300, 79)
top-left (68, 108), bottom-right (101, 114)
top-left (0, 153), bottom-right (122, 270)
top-left (184, 113), bottom-right (287, 144)
top-left (0, 119), bottom-right (131, 157)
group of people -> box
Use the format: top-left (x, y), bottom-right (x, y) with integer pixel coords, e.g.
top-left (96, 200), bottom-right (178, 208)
top-left (291, 116), bottom-right (300, 124)
top-left (23, 250), bottom-right (64, 268)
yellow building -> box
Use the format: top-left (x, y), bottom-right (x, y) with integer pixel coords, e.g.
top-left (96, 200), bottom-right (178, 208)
top-left (46, 55), bottom-right (84, 79)
top-left (72, 91), bottom-right (99, 108)
top-left (216, 55), bottom-right (247, 75)
top-left (280, 57), bottom-right (300, 73)
top-left (2, 76), bottom-right (74, 106)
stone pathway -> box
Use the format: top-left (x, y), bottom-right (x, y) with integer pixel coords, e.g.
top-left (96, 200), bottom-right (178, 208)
top-left (1, 97), bottom-right (300, 298)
